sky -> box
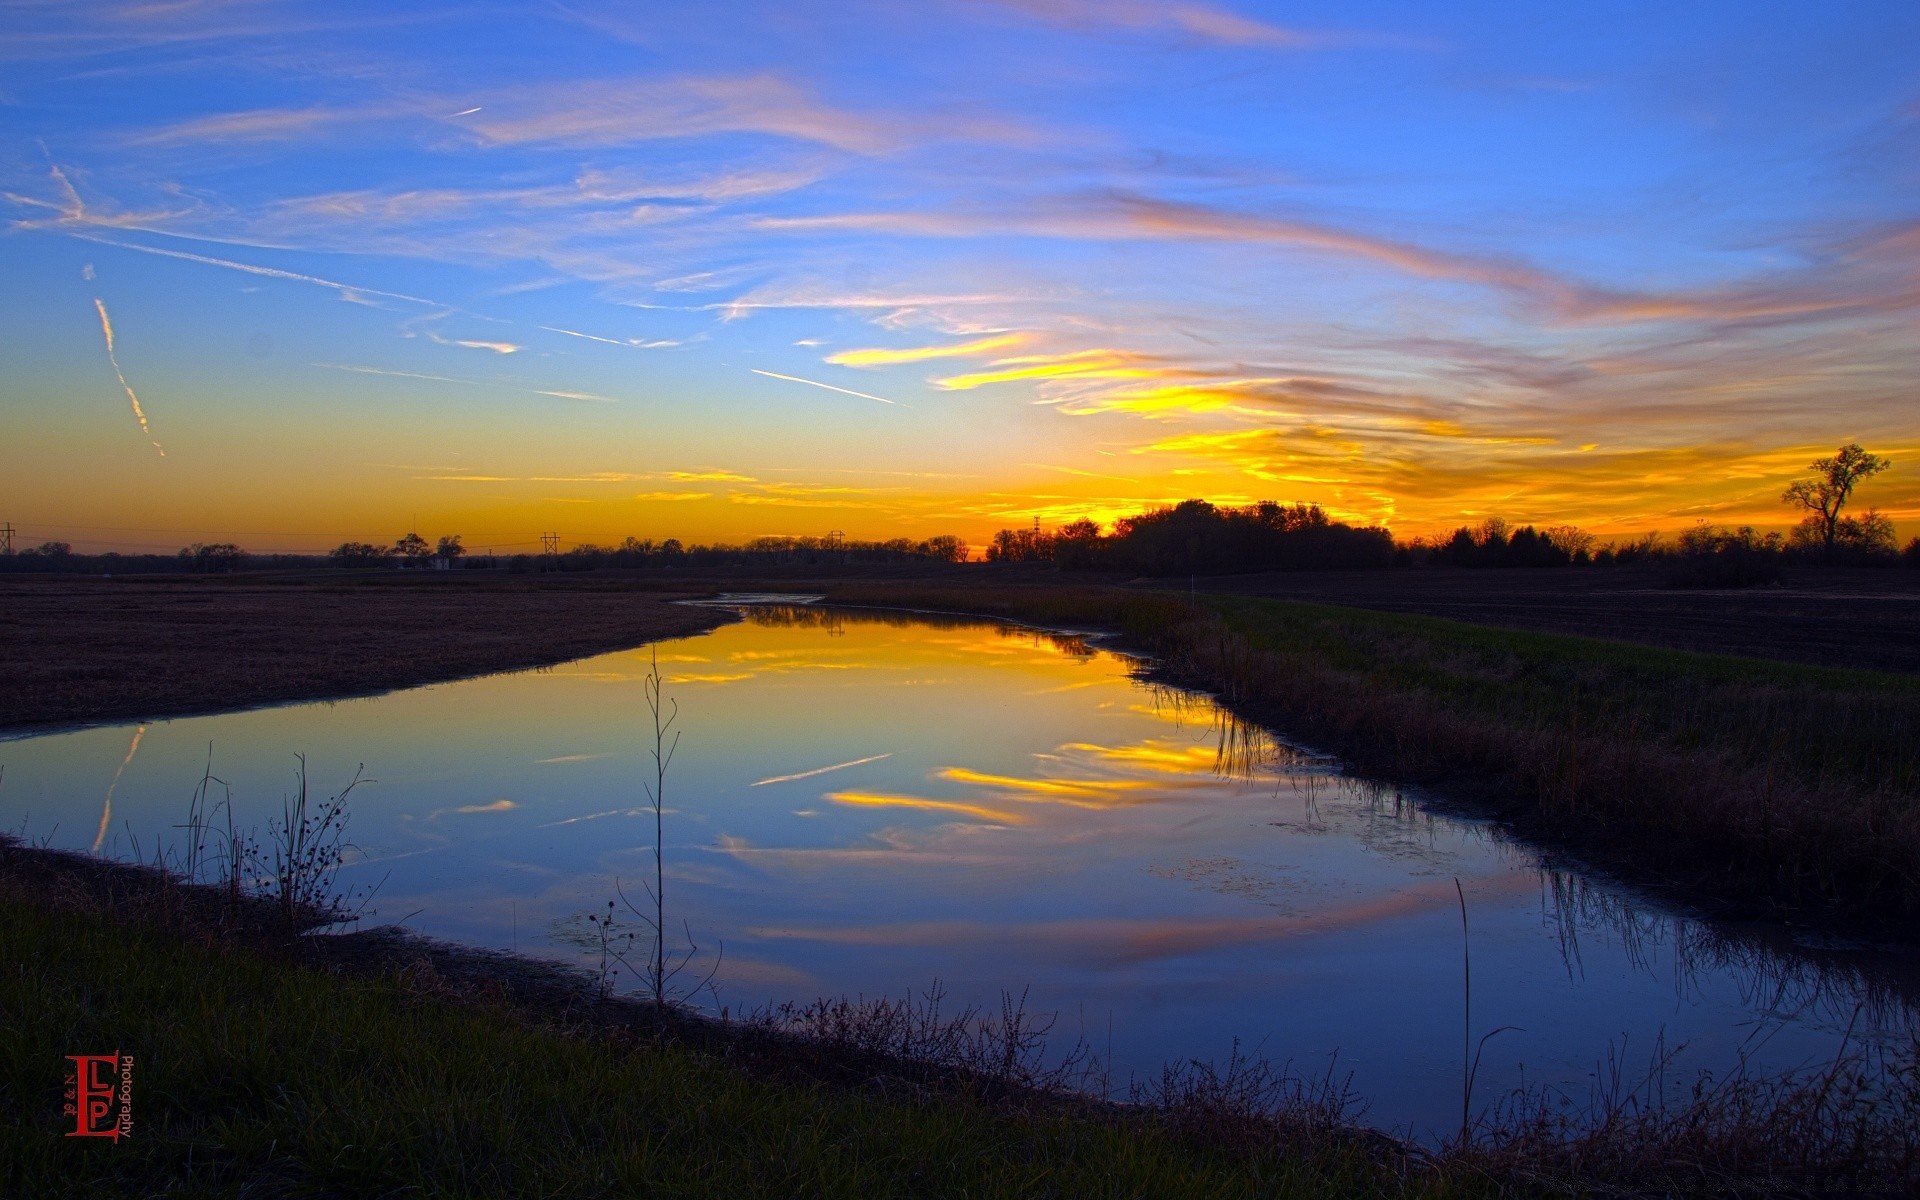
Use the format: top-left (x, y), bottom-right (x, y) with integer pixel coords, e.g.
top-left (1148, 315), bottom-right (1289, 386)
top-left (3, 0), bottom-right (1916, 555)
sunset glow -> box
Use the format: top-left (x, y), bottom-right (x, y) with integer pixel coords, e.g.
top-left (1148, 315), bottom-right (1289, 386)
top-left (4, 1), bottom-right (1915, 552)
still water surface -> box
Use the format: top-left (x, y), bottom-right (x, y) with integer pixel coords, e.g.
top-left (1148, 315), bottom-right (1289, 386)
top-left (5, 603), bottom-right (1915, 1133)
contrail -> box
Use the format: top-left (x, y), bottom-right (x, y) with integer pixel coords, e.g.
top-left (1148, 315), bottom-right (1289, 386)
top-left (69, 233), bottom-right (440, 307)
top-left (93, 724), bottom-right (146, 852)
top-left (750, 368), bottom-right (902, 406)
top-left (751, 753), bottom-right (893, 787)
top-left (93, 298), bottom-right (163, 456)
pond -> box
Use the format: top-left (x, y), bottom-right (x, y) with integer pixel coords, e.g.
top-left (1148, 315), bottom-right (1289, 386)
top-left (4, 601), bottom-right (1916, 1134)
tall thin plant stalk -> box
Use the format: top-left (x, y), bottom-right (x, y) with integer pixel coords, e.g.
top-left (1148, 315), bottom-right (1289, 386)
top-left (642, 646), bottom-right (679, 1008)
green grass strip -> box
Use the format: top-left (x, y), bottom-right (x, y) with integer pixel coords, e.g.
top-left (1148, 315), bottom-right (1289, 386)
top-left (1, 901), bottom-right (1442, 1199)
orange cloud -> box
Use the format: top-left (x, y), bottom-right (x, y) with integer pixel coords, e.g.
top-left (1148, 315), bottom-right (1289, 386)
top-left (934, 349), bottom-right (1174, 390)
top-left (826, 333), bottom-right (1028, 366)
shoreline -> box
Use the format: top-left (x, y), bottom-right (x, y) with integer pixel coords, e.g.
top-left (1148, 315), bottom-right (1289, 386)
top-left (819, 580), bottom-right (1920, 941)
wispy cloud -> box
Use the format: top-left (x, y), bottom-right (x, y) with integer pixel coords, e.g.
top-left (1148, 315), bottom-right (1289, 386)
top-left (972, 0), bottom-right (1336, 49)
top-left (935, 348), bottom-right (1173, 390)
top-left (70, 233), bottom-right (441, 308)
top-left (318, 363), bottom-right (466, 385)
top-left (130, 103), bottom-right (398, 145)
top-left (437, 335), bottom-right (520, 354)
top-left (542, 325), bottom-right (678, 349)
top-left (750, 368), bottom-right (903, 406)
top-left (826, 333), bottom-right (1028, 366)
top-left (91, 297), bottom-right (162, 455)
top-left (464, 74), bottom-right (1033, 153)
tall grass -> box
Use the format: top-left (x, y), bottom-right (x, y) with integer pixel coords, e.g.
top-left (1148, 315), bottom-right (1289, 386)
top-left (826, 581), bottom-right (1920, 922)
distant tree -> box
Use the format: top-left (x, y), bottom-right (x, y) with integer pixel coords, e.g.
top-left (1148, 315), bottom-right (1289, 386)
top-left (394, 531), bottom-right (431, 564)
top-left (985, 525), bottom-right (1055, 563)
top-left (1542, 525), bottom-right (1596, 562)
top-left (917, 534), bottom-right (969, 563)
top-left (178, 542), bottom-right (245, 573)
top-left (25, 540), bottom-right (72, 558)
top-left (1430, 518), bottom-right (1579, 568)
top-left (1904, 537), bottom-right (1920, 569)
top-left (435, 534), bottom-right (465, 560)
top-left (329, 542), bottom-right (391, 568)
top-left (1798, 507), bottom-right (1898, 562)
top-left (1668, 524), bottom-right (1784, 588)
top-left (1851, 509), bottom-right (1897, 555)
top-left (1052, 519), bottom-right (1102, 569)
top-left (1782, 443), bottom-right (1889, 561)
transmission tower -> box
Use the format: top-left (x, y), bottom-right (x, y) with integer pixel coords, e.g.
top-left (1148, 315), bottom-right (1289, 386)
top-left (540, 531), bottom-right (560, 556)
top-left (0, 522), bottom-right (13, 555)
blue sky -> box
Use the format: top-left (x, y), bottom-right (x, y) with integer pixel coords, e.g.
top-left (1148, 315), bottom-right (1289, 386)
top-left (3, 0), bottom-right (1915, 552)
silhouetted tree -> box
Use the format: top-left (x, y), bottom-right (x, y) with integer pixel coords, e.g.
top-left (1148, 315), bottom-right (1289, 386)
top-left (178, 542), bottom-right (245, 573)
top-left (1433, 520), bottom-right (1570, 567)
top-left (1782, 443), bottom-right (1889, 561)
top-left (918, 534), bottom-right (969, 563)
top-left (435, 534), bottom-right (465, 560)
top-left (394, 531), bottom-right (431, 565)
top-left (329, 542), bottom-right (391, 568)
top-left (986, 526), bottom-right (1055, 562)
top-left (1667, 524), bottom-right (1784, 587)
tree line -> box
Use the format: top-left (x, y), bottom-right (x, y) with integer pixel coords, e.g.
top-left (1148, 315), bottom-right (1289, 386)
top-left (329, 532), bottom-right (971, 571)
top-left (1, 445), bottom-right (1904, 580)
top-left (985, 501), bottom-right (1395, 574)
top-left (978, 444), bottom-right (1908, 582)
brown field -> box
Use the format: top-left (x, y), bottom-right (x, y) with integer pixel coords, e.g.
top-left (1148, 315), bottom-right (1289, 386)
top-left (0, 575), bottom-right (732, 733)
top-left (1184, 565), bottom-right (1920, 673)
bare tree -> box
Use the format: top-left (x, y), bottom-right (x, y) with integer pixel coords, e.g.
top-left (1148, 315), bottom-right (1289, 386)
top-left (1782, 443), bottom-right (1890, 560)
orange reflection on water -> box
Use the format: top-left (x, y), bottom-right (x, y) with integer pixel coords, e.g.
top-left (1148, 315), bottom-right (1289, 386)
top-left (825, 790), bottom-right (1027, 825)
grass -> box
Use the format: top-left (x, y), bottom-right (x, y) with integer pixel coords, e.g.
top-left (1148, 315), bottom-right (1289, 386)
top-left (6, 850), bottom-right (1919, 1199)
top-left (825, 580), bottom-right (1920, 924)
top-left (0, 897), bottom-right (1420, 1199)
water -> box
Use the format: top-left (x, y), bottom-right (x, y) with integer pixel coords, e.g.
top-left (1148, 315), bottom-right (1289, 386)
top-left (4, 603), bottom-right (1915, 1134)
